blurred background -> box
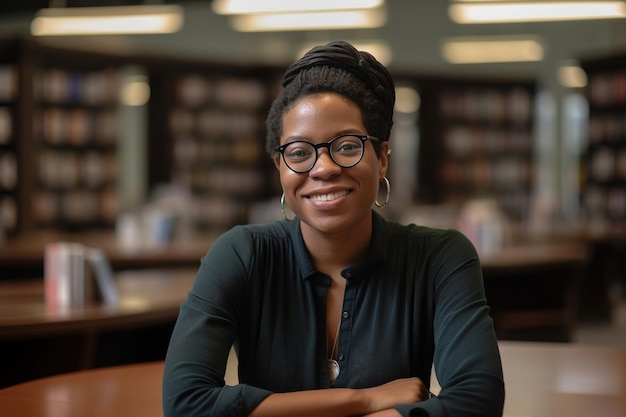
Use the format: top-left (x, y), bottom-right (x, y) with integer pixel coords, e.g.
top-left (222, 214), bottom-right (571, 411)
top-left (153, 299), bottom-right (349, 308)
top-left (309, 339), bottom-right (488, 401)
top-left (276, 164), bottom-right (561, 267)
top-left (1, 0), bottom-right (625, 239)
top-left (0, 0), bottom-right (625, 388)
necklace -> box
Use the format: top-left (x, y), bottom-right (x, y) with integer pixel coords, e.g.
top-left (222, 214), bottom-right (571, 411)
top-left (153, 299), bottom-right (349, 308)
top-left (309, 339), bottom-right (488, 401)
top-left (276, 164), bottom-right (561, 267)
top-left (328, 319), bottom-right (341, 386)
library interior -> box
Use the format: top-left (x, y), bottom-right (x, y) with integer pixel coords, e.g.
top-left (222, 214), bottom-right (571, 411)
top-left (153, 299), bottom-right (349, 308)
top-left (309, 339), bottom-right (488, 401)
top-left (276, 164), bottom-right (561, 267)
top-left (0, 2), bottom-right (625, 417)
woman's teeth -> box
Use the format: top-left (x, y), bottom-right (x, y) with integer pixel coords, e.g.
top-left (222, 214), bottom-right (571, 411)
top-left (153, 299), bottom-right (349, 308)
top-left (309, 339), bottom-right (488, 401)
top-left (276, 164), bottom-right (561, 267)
top-left (310, 190), bottom-right (348, 202)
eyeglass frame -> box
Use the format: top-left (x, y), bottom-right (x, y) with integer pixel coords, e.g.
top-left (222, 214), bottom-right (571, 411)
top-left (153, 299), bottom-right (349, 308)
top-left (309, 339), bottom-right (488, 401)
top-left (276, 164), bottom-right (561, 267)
top-left (274, 134), bottom-right (380, 174)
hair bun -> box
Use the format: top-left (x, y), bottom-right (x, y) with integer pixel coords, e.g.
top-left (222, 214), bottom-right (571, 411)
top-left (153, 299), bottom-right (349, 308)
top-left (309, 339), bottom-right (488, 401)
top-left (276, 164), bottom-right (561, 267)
top-left (283, 41), bottom-right (395, 111)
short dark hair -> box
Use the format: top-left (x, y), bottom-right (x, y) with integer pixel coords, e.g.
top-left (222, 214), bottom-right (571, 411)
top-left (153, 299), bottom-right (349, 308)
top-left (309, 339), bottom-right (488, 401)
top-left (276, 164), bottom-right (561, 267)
top-left (265, 41), bottom-right (395, 157)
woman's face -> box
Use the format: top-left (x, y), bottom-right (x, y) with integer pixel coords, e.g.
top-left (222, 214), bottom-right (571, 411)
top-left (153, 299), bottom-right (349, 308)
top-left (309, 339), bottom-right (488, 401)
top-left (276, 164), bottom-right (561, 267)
top-left (274, 92), bottom-right (389, 236)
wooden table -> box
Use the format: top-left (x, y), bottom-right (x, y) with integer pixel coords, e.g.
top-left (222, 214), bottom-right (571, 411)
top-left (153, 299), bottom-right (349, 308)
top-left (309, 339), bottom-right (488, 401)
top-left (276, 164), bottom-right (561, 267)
top-left (480, 242), bottom-right (590, 342)
top-left (0, 230), bottom-right (213, 279)
top-left (0, 268), bottom-right (197, 388)
top-left (1, 341), bottom-right (624, 417)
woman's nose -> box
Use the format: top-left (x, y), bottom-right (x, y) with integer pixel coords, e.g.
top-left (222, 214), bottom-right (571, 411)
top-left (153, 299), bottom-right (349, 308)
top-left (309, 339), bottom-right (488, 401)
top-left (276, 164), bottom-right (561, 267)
top-left (309, 149), bottom-right (341, 177)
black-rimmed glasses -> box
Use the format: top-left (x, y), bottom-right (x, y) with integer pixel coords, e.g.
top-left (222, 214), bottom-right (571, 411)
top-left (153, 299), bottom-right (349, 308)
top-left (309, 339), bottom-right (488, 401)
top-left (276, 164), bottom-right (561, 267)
top-left (275, 134), bottom-right (380, 174)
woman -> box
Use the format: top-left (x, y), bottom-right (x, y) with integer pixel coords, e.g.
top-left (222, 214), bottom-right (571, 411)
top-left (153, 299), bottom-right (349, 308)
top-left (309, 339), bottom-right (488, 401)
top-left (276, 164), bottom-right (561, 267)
top-left (163, 40), bottom-right (504, 417)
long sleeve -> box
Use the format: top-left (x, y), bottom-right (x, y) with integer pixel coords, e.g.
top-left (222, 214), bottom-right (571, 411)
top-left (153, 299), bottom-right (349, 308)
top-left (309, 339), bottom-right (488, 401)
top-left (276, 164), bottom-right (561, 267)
top-left (397, 229), bottom-right (505, 417)
top-left (162, 229), bottom-right (273, 417)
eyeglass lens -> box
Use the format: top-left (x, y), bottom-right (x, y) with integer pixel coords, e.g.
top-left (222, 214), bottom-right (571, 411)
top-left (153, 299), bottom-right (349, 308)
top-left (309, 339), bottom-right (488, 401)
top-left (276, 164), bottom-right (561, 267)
top-left (282, 135), bottom-right (366, 173)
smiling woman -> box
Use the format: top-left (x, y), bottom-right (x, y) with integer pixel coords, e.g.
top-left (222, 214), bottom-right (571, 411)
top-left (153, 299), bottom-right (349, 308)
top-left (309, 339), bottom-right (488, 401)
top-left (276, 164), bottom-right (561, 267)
top-left (163, 40), bottom-right (504, 417)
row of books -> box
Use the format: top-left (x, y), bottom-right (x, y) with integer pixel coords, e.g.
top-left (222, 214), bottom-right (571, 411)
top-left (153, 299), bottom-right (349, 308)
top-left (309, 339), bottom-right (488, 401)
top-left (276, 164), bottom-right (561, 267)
top-left (441, 158), bottom-right (534, 190)
top-left (169, 106), bottom-right (262, 139)
top-left (443, 126), bottom-right (532, 156)
top-left (171, 167), bottom-right (265, 196)
top-left (0, 151), bottom-right (17, 190)
top-left (37, 106), bottom-right (118, 147)
top-left (38, 150), bottom-right (117, 190)
top-left (587, 146), bottom-right (626, 182)
top-left (438, 87), bottom-right (533, 125)
top-left (0, 65), bottom-right (18, 102)
top-left (174, 74), bottom-right (268, 111)
top-left (32, 188), bottom-right (118, 226)
top-left (0, 195), bottom-right (17, 231)
top-left (584, 186), bottom-right (626, 220)
top-left (33, 68), bottom-right (120, 106)
top-left (588, 69), bottom-right (626, 107)
top-left (588, 113), bottom-right (626, 144)
top-left (173, 135), bottom-right (262, 166)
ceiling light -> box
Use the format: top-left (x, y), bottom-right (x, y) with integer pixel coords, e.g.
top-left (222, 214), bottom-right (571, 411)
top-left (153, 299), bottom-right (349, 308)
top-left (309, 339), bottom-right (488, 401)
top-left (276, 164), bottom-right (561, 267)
top-left (231, 9), bottom-right (386, 32)
top-left (442, 36), bottom-right (544, 63)
top-left (212, 0), bottom-right (384, 14)
top-left (449, 2), bottom-right (626, 23)
top-left (31, 5), bottom-right (184, 36)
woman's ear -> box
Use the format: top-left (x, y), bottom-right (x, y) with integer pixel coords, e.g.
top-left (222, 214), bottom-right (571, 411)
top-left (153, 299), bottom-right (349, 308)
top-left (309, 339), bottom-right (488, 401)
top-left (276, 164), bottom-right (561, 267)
top-left (379, 141), bottom-right (390, 178)
top-left (273, 154), bottom-right (281, 170)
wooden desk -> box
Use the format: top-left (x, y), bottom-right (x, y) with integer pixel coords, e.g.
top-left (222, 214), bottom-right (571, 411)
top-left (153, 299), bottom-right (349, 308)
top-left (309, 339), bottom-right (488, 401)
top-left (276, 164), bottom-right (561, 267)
top-left (0, 269), bottom-right (196, 388)
top-left (0, 232), bottom-right (588, 341)
top-left (0, 231), bottom-right (213, 279)
top-left (1, 341), bottom-right (624, 417)
top-left (480, 242), bottom-right (590, 342)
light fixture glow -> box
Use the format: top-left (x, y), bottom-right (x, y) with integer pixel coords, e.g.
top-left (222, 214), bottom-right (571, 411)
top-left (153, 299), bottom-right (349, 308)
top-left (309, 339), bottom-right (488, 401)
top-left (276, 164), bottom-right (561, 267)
top-left (395, 86), bottom-right (421, 114)
top-left (558, 64), bottom-right (588, 88)
top-left (121, 75), bottom-right (151, 107)
top-left (212, 0), bottom-right (384, 15)
top-left (231, 9), bottom-right (386, 32)
top-left (31, 5), bottom-right (184, 36)
top-left (442, 36), bottom-right (544, 64)
top-left (449, 2), bottom-right (626, 23)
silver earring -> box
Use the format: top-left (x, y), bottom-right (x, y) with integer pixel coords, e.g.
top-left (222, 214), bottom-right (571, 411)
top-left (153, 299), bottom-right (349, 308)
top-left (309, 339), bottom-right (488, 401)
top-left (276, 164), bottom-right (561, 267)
top-left (375, 177), bottom-right (390, 208)
top-left (280, 193), bottom-right (296, 221)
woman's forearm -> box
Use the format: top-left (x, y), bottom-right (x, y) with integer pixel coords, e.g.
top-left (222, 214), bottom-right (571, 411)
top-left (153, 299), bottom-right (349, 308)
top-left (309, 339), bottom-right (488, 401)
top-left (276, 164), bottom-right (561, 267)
top-left (250, 388), bottom-right (371, 417)
top-left (249, 377), bottom-right (424, 417)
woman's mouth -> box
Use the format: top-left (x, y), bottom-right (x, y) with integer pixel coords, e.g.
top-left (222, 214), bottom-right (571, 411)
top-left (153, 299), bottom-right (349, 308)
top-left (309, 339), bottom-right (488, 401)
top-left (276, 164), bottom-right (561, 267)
top-left (308, 190), bottom-right (349, 202)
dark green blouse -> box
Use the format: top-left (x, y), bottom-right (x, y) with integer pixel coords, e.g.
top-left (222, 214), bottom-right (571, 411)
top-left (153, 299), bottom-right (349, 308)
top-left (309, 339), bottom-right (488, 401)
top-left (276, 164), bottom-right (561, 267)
top-left (163, 212), bottom-right (504, 417)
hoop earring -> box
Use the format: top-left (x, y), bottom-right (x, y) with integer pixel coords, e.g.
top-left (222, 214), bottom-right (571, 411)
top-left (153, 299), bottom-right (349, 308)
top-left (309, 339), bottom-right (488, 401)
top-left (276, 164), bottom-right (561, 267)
top-left (280, 193), bottom-right (296, 221)
top-left (375, 177), bottom-right (390, 208)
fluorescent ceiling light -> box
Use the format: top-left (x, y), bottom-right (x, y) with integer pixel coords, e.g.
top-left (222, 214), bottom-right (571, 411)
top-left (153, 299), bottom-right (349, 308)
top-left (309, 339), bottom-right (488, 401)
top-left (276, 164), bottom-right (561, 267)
top-left (449, 2), bottom-right (626, 23)
top-left (297, 40), bottom-right (391, 65)
top-left (231, 9), bottom-right (386, 31)
top-left (31, 5), bottom-right (184, 36)
top-left (213, 0), bottom-right (384, 14)
top-left (442, 36), bottom-right (544, 63)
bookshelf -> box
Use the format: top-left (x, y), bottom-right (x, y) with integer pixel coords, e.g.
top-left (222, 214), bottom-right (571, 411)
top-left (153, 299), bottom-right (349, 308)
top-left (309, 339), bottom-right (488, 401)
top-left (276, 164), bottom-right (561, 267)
top-left (32, 66), bottom-right (121, 229)
top-left (581, 55), bottom-right (626, 226)
top-left (408, 76), bottom-right (536, 222)
top-left (0, 38), bottom-right (126, 233)
top-left (0, 54), bottom-right (18, 236)
top-left (147, 61), bottom-right (282, 234)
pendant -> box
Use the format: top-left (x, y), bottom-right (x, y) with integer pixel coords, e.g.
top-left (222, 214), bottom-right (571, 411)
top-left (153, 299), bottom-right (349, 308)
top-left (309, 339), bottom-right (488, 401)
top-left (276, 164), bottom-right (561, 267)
top-left (328, 359), bottom-right (340, 386)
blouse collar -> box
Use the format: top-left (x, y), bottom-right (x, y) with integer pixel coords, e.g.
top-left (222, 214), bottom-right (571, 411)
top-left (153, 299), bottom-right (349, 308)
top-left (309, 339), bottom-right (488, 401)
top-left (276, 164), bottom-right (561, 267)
top-left (286, 211), bottom-right (388, 282)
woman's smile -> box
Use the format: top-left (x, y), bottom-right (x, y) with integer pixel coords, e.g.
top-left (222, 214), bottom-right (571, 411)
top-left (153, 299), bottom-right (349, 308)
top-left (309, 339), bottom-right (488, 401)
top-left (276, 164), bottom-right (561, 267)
top-left (307, 189), bottom-right (350, 202)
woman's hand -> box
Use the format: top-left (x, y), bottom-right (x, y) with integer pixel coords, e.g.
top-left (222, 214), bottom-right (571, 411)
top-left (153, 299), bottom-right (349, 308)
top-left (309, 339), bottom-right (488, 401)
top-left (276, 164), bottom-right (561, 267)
top-left (361, 377), bottom-right (428, 413)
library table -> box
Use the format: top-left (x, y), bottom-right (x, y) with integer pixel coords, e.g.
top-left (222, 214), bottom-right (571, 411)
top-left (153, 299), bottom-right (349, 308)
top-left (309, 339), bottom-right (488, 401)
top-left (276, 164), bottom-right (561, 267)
top-left (0, 341), bottom-right (624, 417)
top-left (0, 268), bottom-right (197, 388)
top-left (0, 230), bottom-right (214, 279)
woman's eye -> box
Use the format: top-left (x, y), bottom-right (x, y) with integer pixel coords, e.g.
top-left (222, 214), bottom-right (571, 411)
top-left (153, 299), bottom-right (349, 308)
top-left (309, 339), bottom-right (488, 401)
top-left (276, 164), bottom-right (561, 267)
top-left (287, 147), bottom-right (312, 159)
top-left (335, 141), bottom-right (361, 153)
